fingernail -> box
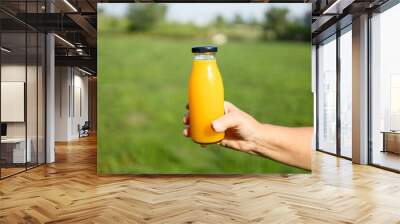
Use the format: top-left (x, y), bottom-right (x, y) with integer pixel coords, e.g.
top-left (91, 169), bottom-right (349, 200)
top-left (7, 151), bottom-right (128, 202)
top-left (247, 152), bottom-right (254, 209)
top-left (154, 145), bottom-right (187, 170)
top-left (212, 121), bottom-right (223, 132)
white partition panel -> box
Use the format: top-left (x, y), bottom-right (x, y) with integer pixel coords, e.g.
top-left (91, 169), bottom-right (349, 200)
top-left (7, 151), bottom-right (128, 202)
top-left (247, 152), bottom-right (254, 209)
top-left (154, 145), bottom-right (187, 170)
top-left (317, 36), bottom-right (337, 154)
top-left (1, 82), bottom-right (25, 122)
top-left (340, 28), bottom-right (352, 158)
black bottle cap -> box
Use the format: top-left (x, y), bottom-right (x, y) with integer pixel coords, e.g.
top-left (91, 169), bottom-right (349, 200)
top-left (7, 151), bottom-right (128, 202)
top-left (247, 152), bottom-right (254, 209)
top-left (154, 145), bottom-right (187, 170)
top-left (192, 46), bottom-right (218, 53)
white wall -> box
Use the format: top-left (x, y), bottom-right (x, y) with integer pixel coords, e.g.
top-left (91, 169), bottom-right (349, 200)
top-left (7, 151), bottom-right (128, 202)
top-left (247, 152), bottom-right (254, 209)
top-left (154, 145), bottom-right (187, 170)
top-left (1, 63), bottom-right (46, 164)
top-left (1, 65), bottom-right (36, 138)
top-left (1, 65), bottom-right (26, 140)
top-left (55, 67), bottom-right (89, 141)
top-left (72, 73), bottom-right (89, 138)
top-left (55, 66), bottom-right (70, 141)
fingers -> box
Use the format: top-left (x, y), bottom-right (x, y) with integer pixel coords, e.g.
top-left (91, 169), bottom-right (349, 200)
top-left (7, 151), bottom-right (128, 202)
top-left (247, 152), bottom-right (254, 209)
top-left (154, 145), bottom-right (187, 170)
top-left (182, 112), bottom-right (189, 137)
top-left (182, 113), bottom-right (189, 125)
top-left (183, 103), bottom-right (189, 124)
top-left (220, 139), bottom-right (239, 149)
top-left (184, 104), bottom-right (189, 125)
top-left (185, 102), bottom-right (237, 124)
top-left (212, 112), bottom-right (240, 133)
top-left (182, 126), bottom-right (190, 137)
top-left (183, 104), bottom-right (190, 137)
top-left (184, 102), bottom-right (241, 138)
top-left (213, 101), bottom-right (241, 133)
top-left (224, 101), bottom-right (239, 114)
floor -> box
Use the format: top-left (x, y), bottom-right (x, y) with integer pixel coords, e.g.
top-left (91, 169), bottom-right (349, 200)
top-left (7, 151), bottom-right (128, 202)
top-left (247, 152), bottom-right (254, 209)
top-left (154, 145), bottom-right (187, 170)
top-left (0, 167), bottom-right (25, 178)
top-left (1, 163), bottom-right (43, 178)
top-left (0, 136), bottom-right (400, 223)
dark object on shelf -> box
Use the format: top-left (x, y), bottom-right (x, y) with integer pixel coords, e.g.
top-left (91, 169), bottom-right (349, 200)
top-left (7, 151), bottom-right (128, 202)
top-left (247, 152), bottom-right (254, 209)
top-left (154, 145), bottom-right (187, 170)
top-left (78, 121), bottom-right (90, 138)
top-left (381, 131), bottom-right (400, 155)
top-left (1, 123), bottom-right (7, 137)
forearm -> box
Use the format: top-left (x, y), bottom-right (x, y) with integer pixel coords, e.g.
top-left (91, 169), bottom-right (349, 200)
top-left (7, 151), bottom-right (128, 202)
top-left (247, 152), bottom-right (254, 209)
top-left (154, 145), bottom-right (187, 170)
top-left (252, 124), bottom-right (313, 170)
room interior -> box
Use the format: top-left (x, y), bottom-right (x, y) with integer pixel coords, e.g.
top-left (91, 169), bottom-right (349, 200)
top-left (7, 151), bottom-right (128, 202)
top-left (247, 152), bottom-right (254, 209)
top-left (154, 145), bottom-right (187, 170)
top-left (0, 0), bottom-right (399, 222)
top-left (0, 0), bottom-right (96, 179)
top-left (370, 6), bottom-right (400, 170)
top-left (313, 0), bottom-right (400, 172)
top-left (0, 29), bottom-right (46, 177)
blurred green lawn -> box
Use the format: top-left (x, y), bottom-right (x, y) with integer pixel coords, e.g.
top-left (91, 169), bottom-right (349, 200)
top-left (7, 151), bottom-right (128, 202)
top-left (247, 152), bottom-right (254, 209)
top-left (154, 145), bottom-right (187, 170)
top-left (98, 33), bottom-right (312, 174)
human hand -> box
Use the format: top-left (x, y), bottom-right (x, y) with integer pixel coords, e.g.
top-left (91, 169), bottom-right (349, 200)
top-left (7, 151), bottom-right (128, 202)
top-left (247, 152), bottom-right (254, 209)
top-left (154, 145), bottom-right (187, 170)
top-left (183, 101), bottom-right (312, 169)
top-left (183, 101), bottom-right (262, 155)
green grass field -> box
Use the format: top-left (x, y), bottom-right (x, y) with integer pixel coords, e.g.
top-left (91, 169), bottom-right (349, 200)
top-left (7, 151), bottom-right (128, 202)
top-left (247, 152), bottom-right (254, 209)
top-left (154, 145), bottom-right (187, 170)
top-left (98, 33), bottom-right (312, 174)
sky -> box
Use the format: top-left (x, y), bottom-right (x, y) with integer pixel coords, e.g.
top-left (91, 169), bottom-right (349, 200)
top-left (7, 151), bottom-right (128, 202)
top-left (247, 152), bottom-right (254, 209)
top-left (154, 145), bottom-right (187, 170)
top-left (99, 3), bottom-right (310, 26)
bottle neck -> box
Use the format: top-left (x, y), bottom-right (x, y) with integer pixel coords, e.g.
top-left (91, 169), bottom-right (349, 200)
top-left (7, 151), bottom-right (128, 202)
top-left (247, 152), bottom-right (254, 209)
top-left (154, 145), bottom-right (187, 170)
top-left (192, 53), bottom-right (216, 60)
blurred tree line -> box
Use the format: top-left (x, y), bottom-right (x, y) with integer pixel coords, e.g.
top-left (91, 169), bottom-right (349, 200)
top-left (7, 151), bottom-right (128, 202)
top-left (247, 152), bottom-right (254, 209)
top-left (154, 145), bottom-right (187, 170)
top-left (262, 8), bottom-right (310, 41)
top-left (127, 4), bottom-right (168, 31)
top-left (99, 4), bottom-right (311, 42)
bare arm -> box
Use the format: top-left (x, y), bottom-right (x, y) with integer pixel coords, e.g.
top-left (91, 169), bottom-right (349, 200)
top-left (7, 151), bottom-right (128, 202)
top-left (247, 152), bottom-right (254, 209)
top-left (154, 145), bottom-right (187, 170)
top-left (183, 101), bottom-right (312, 170)
top-left (250, 124), bottom-right (312, 170)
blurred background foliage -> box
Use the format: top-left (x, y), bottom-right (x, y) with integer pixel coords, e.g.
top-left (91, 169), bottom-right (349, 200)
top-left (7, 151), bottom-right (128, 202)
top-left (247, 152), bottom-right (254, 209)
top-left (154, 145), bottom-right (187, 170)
top-left (98, 4), bottom-right (311, 42)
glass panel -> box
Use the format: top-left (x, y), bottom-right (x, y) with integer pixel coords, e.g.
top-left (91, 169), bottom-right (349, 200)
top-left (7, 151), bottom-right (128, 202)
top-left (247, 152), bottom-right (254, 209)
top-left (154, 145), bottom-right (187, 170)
top-left (0, 1), bottom-right (46, 178)
top-left (27, 30), bottom-right (38, 169)
top-left (317, 35), bottom-right (337, 154)
top-left (26, 1), bottom-right (39, 169)
top-left (38, 32), bottom-right (45, 165)
top-left (339, 28), bottom-right (352, 158)
top-left (371, 5), bottom-right (400, 171)
top-left (1, 29), bottom-right (27, 177)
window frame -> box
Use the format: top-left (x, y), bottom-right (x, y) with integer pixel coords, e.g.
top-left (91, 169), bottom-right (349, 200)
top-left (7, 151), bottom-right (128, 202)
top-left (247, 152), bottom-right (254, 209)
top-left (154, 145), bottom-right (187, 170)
top-left (367, 1), bottom-right (400, 173)
top-left (314, 20), bottom-right (353, 160)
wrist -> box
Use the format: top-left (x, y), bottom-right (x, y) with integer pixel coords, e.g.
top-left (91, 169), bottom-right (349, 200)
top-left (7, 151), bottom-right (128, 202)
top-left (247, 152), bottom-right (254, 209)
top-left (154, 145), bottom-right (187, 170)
top-left (250, 122), bottom-right (268, 153)
top-left (251, 123), bottom-right (278, 154)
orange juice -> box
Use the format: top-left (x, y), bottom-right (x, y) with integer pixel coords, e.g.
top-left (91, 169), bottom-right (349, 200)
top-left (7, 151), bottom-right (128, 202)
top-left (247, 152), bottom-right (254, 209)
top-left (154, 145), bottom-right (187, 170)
top-left (189, 46), bottom-right (224, 144)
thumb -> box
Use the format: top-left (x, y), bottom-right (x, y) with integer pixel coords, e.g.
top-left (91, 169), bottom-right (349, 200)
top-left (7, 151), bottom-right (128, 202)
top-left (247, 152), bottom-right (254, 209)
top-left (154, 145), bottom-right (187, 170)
top-left (212, 112), bottom-right (240, 132)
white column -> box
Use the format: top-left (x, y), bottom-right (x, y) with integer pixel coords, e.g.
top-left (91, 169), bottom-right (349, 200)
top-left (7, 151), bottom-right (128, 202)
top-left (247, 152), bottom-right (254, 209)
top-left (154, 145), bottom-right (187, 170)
top-left (46, 32), bottom-right (55, 163)
top-left (45, 0), bottom-right (56, 163)
top-left (55, 67), bottom-right (73, 141)
top-left (352, 14), bottom-right (369, 164)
